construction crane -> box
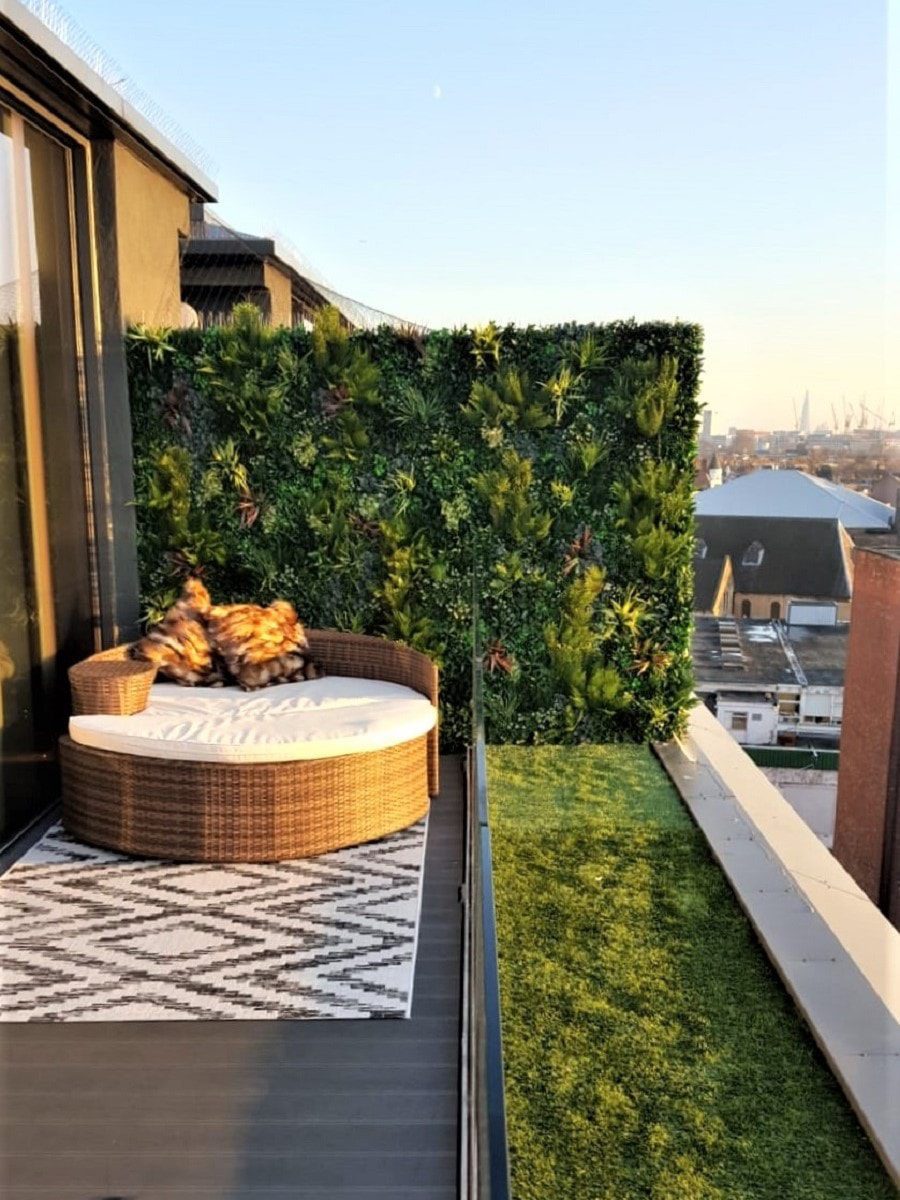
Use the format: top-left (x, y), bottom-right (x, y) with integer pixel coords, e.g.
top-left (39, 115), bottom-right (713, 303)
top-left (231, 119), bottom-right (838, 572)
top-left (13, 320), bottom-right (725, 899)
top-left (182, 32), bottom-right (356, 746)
top-left (830, 403), bottom-right (839, 432)
top-left (858, 401), bottom-right (888, 430)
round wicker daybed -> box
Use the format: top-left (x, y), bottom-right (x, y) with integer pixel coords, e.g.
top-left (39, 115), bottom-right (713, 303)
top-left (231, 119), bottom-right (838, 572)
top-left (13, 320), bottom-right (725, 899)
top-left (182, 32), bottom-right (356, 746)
top-left (59, 630), bottom-right (439, 863)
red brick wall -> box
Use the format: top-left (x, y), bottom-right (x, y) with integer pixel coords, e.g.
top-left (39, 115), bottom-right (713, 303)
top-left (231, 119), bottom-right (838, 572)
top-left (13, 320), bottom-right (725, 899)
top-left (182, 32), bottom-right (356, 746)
top-left (833, 550), bottom-right (900, 914)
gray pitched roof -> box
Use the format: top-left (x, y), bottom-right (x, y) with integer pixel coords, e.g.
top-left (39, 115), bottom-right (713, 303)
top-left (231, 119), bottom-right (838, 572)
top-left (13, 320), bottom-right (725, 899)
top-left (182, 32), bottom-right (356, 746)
top-left (695, 515), bottom-right (852, 600)
top-left (695, 469), bottom-right (894, 530)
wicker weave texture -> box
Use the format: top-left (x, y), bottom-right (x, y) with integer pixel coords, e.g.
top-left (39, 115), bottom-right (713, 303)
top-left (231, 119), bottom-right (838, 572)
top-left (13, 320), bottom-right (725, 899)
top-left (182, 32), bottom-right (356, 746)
top-left (61, 630), bottom-right (439, 862)
top-left (69, 646), bottom-right (157, 717)
top-left (68, 633), bottom-right (439, 790)
top-left (60, 734), bottom-right (429, 863)
top-left (306, 630), bottom-right (440, 796)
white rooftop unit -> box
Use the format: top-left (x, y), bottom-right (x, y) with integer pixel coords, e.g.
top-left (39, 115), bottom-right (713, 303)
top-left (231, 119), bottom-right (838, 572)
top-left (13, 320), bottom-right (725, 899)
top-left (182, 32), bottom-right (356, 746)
top-left (787, 602), bottom-right (837, 627)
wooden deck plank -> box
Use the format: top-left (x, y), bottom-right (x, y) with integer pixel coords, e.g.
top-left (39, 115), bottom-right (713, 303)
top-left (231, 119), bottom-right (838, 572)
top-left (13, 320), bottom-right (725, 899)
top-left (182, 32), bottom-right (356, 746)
top-left (0, 757), bottom-right (464, 1200)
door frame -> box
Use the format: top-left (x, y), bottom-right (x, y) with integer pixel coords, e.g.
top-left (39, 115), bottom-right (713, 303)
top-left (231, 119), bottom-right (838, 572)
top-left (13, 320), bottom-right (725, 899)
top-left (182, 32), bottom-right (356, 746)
top-left (0, 74), bottom-right (141, 649)
top-left (0, 81), bottom-right (139, 854)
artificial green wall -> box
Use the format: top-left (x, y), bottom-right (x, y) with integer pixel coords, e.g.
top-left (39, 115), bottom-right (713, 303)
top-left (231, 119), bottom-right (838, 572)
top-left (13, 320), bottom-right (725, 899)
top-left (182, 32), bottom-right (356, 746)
top-left (127, 309), bottom-right (702, 747)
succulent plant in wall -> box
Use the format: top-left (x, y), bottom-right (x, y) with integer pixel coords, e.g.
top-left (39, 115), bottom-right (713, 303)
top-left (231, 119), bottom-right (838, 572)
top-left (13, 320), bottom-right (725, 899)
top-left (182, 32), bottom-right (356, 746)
top-left (388, 383), bottom-right (444, 433)
top-left (630, 521), bottom-right (690, 581)
top-left (290, 431), bottom-right (318, 468)
top-left (321, 408), bottom-right (370, 461)
top-left (612, 460), bottom-right (691, 534)
top-left (496, 369), bottom-right (553, 431)
top-left (473, 450), bottom-right (553, 544)
top-left (471, 321), bottom-right (503, 370)
top-left (569, 329), bottom-right (610, 375)
top-left (565, 412), bottom-right (610, 479)
top-left (545, 564), bottom-right (630, 728)
top-left (601, 586), bottom-right (649, 643)
top-left (140, 445), bottom-right (227, 609)
top-left (374, 519), bottom-right (445, 660)
top-left (145, 445), bottom-right (192, 544)
top-left (633, 353), bottom-right (679, 438)
top-left (462, 369), bottom-right (552, 434)
top-left (196, 303), bottom-right (296, 439)
top-left (542, 364), bottom-right (582, 425)
top-left (461, 377), bottom-right (509, 432)
top-left (440, 493), bottom-right (471, 533)
top-left (127, 323), bottom-right (177, 370)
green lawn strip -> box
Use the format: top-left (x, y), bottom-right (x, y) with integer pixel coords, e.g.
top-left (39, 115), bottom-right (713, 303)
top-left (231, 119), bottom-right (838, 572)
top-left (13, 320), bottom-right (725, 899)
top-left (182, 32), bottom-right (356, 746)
top-left (488, 744), bottom-right (894, 1200)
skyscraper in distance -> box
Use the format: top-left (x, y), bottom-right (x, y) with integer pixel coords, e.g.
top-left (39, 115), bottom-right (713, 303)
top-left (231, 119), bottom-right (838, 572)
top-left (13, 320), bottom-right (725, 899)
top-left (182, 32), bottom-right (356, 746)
top-left (800, 391), bottom-right (811, 435)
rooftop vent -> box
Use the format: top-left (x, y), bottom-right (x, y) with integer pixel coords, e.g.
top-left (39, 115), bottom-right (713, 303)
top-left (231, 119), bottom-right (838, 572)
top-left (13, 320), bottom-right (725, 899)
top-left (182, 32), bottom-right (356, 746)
top-left (716, 618), bottom-right (747, 670)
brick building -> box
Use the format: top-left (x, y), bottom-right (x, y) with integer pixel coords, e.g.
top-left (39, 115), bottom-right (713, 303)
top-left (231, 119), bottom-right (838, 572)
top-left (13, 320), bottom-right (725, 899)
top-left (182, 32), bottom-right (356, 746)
top-left (832, 547), bottom-right (900, 925)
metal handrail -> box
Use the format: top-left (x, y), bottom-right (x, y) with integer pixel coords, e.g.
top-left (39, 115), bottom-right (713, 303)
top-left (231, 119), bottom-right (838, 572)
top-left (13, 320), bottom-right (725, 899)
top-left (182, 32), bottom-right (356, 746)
top-left (461, 566), bottom-right (511, 1200)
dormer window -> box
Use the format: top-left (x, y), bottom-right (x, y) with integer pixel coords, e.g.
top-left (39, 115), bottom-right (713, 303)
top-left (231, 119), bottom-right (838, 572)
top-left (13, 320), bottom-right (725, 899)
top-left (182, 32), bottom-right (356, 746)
top-left (742, 541), bottom-right (764, 567)
top-left (695, 538), bottom-right (707, 560)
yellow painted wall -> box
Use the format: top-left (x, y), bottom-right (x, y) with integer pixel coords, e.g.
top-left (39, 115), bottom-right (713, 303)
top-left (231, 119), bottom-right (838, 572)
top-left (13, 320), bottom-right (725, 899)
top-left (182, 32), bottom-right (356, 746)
top-left (711, 558), bottom-right (734, 616)
top-left (112, 143), bottom-right (190, 326)
top-left (732, 592), bottom-right (851, 622)
top-left (263, 262), bottom-right (294, 327)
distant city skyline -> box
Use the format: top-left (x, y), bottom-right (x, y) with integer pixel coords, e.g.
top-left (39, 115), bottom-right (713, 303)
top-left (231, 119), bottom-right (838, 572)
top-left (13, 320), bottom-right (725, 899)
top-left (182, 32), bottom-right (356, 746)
top-left (65, 0), bottom-right (893, 430)
top-left (705, 392), bottom-right (897, 438)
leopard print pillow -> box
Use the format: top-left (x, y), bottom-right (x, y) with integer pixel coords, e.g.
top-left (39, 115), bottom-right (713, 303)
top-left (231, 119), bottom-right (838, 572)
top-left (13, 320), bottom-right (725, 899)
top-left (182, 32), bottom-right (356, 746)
top-left (131, 579), bottom-right (226, 687)
top-left (207, 599), bottom-right (324, 691)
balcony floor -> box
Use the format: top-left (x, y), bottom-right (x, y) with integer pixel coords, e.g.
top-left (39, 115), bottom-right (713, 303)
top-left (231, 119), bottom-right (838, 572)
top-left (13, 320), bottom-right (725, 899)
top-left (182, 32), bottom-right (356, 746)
top-left (0, 757), bottom-right (464, 1200)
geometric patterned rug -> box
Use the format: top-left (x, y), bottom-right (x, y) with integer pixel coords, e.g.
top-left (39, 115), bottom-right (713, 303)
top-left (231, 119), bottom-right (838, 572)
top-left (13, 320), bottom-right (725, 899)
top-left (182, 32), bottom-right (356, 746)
top-left (0, 819), bottom-right (427, 1022)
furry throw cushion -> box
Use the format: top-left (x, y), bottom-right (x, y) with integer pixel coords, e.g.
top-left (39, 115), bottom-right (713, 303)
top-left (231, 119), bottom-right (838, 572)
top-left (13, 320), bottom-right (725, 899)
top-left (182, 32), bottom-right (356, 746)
top-left (131, 579), bottom-right (226, 686)
top-left (207, 599), bottom-right (323, 691)
top-left (132, 582), bottom-right (323, 691)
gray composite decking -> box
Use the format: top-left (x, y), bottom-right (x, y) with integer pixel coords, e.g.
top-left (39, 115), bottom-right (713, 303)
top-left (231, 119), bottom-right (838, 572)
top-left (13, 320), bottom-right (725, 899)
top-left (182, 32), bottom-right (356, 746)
top-left (0, 757), bottom-right (465, 1200)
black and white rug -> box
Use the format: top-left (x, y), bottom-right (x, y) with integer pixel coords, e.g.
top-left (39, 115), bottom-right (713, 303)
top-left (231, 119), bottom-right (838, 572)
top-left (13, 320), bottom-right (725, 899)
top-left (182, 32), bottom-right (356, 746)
top-left (0, 819), bottom-right (427, 1022)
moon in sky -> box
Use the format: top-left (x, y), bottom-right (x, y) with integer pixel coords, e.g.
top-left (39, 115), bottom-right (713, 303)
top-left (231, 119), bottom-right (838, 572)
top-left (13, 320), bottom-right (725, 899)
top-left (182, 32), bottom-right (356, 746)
top-left (432, 84), bottom-right (442, 100)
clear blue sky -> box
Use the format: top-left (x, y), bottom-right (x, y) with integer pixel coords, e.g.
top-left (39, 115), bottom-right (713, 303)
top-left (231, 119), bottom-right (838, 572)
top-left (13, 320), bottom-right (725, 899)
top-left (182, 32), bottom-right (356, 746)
top-left (69, 0), bottom-right (889, 431)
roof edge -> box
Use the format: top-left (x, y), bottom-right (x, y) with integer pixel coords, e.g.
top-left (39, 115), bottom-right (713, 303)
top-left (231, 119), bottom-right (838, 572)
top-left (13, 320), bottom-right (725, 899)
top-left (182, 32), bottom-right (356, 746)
top-left (0, 0), bottom-right (218, 201)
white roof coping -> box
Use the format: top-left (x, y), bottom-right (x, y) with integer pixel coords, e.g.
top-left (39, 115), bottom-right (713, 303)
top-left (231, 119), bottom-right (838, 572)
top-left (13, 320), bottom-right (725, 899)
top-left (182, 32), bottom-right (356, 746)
top-left (685, 704), bottom-right (900, 1018)
top-left (0, 0), bottom-right (218, 201)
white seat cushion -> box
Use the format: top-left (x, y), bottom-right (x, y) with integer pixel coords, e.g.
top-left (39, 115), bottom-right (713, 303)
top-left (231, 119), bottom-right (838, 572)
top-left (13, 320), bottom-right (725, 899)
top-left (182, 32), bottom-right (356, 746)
top-left (69, 676), bottom-right (437, 764)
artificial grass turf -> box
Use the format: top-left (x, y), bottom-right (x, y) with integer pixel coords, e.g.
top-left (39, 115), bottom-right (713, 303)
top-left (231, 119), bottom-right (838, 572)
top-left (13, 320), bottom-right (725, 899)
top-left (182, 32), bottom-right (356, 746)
top-left (487, 744), bottom-right (895, 1200)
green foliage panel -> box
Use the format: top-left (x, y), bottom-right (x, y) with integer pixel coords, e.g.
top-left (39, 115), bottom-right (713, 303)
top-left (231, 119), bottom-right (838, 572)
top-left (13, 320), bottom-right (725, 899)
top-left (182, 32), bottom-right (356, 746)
top-left (127, 309), bottom-right (703, 747)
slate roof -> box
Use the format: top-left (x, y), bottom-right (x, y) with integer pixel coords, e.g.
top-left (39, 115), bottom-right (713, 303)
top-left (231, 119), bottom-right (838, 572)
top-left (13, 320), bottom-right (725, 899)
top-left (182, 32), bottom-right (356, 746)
top-left (695, 515), bottom-right (852, 600)
top-left (693, 617), bottom-right (848, 690)
top-left (695, 469), bottom-right (894, 530)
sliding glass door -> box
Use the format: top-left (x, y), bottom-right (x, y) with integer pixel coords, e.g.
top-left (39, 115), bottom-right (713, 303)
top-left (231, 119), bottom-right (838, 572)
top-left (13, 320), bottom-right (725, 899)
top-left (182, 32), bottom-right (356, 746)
top-left (0, 103), bottom-right (95, 847)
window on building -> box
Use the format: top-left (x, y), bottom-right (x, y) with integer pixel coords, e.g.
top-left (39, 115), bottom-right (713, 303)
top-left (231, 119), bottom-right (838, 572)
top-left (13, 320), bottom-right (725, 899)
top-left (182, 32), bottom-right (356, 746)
top-left (770, 601), bottom-right (781, 620)
top-left (742, 541), bottom-right (764, 567)
top-left (740, 599), bottom-right (752, 618)
top-left (751, 712), bottom-right (763, 721)
top-left (694, 538), bottom-right (707, 559)
top-left (731, 712), bottom-right (749, 732)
